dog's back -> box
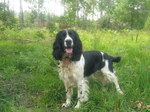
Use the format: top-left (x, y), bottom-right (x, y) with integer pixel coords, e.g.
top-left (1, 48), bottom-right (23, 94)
top-left (83, 51), bottom-right (121, 77)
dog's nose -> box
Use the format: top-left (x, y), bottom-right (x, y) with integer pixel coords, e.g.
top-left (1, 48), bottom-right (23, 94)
top-left (66, 39), bottom-right (72, 46)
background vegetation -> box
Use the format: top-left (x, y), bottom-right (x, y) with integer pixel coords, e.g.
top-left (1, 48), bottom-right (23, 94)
top-left (0, 0), bottom-right (150, 112)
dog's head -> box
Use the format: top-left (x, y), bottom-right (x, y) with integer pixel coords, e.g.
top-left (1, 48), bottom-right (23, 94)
top-left (52, 30), bottom-right (82, 61)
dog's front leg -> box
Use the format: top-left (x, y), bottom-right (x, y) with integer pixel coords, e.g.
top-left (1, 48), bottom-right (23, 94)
top-left (75, 79), bottom-right (89, 108)
top-left (62, 84), bottom-right (73, 108)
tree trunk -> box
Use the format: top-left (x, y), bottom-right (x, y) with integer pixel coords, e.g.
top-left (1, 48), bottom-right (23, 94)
top-left (75, 0), bottom-right (79, 26)
top-left (19, 0), bottom-right (24, 25)
top-left (3, 0), bottom-right (5, 10)
top-left (7, 0), bottom-right (9, 11)
top-left (3, 0), bottom-right (6, 21)
top-left (130, 8), bottom-right (134, 29)
top-left (12, 0), bottom-right (15, 18)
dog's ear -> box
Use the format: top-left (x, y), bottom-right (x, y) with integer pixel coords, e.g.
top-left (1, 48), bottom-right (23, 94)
top-left (71, 30), bottom-right (82, 61)
top-left (52, 31), bottom-right (64, 60)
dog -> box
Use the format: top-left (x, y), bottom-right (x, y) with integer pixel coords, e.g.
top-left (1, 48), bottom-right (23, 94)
top-left (52, 29), bottom-right (123, 108)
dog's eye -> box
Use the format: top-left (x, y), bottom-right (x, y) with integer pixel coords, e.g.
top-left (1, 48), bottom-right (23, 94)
top-left (62, 32), bottom-right (66, 36)
top-left (61, 32), bottom-right (66, 39)
top-left (69, 33), bottom-right (74, 40)
top-left (68, 32), bottom-right (73, 36)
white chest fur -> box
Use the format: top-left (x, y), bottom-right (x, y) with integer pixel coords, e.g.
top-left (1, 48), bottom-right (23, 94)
top-left (59, 55), bottom-right (85, 87)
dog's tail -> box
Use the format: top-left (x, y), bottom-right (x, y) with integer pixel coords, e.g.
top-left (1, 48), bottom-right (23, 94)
top-left (111, 56), bottom-right (121, 63)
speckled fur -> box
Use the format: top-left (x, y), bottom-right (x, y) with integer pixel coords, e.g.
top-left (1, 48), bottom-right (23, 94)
top-left (59, 55), bottom-right (89, 108)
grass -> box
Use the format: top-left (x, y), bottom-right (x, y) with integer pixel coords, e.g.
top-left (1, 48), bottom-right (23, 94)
top-left (0, 28), bottom-right (150, 112)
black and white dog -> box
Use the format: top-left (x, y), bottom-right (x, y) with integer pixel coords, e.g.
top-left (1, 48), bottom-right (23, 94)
top-left (52, 29), bottom-right (123, 108)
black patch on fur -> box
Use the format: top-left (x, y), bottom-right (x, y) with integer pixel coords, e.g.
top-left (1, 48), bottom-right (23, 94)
top-left (112, 56), bottom-right (121, 62)
top-left (69, 30), bottom-right (82, 61)
top-left (80, 91), bottom-right (82, 95)
top-left (83, 51), bottom-right (105, 76)
top-left (52, 30), bottom-right (65, 60)
top-left (103, 53), bottom-right (114, 72)
top-left (83, 51), bottom-right (121, 76)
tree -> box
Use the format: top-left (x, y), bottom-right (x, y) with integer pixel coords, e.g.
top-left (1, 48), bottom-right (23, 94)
top-left (61, 0), bottom-right (80, 26)
top-left (0, 2), bottom-right (16, 27)
top-left (112, 0), bottom-right (150, 29)
top-left (24, 0), bottom-right (45, 25)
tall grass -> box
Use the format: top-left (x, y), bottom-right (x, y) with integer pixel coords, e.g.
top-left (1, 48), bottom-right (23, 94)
top-left (0, 28), bottom-right (149, 112)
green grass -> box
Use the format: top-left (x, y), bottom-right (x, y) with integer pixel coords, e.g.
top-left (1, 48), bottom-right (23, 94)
top-left (0, 28), bottom-right (150, 112)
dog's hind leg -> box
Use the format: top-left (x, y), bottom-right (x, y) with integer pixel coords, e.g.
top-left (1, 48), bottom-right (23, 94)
top-left (101, 60), bottom-right (123, 95)
top-left (111, 73), bottom-right (123, 95)
top-left (103, 72), bottom-right (123, 95)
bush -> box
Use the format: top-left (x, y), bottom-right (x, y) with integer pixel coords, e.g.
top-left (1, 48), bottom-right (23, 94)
top-left (144, 16), bottom-right (150, 30)
top-left (47, 22), bottom-right (59, 37)
top-left (0, 27), bottom-right (50, 40)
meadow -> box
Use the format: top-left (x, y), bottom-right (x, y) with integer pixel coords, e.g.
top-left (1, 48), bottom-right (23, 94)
top-left (0, 28), bottom-right (150, 112)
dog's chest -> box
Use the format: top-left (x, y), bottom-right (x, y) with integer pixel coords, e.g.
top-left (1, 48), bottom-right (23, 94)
top-left (59, 59), bottom-right (83, 86)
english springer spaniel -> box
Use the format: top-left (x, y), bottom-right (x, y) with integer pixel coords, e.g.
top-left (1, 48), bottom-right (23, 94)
top-left (52, 29), bottom-right (123, 108)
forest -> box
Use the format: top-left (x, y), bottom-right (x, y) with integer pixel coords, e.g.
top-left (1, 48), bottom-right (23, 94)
top-left (0, 0), bottom-right (150, 112)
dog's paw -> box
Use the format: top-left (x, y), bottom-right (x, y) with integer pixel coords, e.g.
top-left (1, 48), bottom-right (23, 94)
top-left (61, 103), bottom-right (70, 108)
top-left (74, 104), bottom-right (80, 109)
top-left (119, 90), bottom-right (124, 95)
top-left (74, 101), bottom-right (80, 109)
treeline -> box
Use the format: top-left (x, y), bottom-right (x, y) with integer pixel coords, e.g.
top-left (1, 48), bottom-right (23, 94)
top-left (0, 0), bottom-right (150, 30)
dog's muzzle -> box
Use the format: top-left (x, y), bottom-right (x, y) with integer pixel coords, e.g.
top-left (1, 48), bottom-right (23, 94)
top-left (65, 39), bottom-right (73, 54)
top-left (66, 40), bottom-right (72, 47)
